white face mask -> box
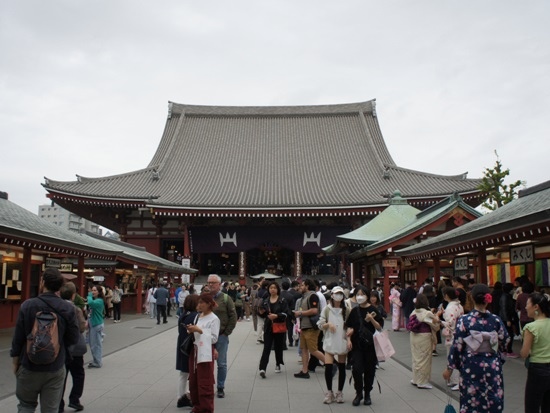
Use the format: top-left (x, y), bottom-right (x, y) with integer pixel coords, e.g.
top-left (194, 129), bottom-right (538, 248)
top-left (332, 293), bottom-right (344, 302)
top-left (356, 295), bottom-right (367, 304)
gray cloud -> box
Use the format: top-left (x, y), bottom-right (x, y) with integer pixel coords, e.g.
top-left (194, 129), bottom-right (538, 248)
top-left (1, 0), bottom-right (548, 212)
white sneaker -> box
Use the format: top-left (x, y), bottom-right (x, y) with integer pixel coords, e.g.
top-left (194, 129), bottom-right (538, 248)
top-left (334, 391), bottom-right (344, 403)
top-left (451, 384), bottom-right (459, 391)
top-left (417, 384), bottom-right (433, 389)
top-left (323, 391), bottom-right (334, 404)
top-left (275, 365), bottom-right (281, 373)
top-left (259, 370), bottom-right (266, 378)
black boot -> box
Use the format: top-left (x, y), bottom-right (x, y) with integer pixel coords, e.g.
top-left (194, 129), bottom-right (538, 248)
top-left (352, 392), bottom-right (362, 406)
top-left (363, 393), bottom-right (372, 405)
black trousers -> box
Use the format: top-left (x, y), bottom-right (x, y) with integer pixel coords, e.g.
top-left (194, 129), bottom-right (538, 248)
top-left (157, 304), bottom-right (167, 323)
top-left (286, 318), bottom-right (294, 344)
top-left (259, 329), bottom-right (285, 371)
top-left (60, 355), bottom-right (85, 409)
top-left (113, 302), bottom-right (121, 321)
top-left (351, 345), bottom-right (377, 396)
top-left (525, 362), bottom-right (550, 413)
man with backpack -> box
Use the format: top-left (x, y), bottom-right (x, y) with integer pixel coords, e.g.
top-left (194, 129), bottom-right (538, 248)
top-left (10, 267), bottom-right (80, 413)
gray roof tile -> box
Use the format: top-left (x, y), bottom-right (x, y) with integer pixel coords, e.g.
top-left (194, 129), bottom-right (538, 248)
top-left (44, 100), bottom-right (483, 209)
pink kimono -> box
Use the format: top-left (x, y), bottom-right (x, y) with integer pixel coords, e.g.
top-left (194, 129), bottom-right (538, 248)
top-left (389, 288), bottom-right (403, 331)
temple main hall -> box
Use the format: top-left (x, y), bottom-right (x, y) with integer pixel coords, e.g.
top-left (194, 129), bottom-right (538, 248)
top-left (43, 100), bottom-right (485, 281)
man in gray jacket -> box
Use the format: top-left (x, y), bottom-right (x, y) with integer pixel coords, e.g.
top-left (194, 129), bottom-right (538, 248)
top-left (153, 281), bottom-right (170, 325)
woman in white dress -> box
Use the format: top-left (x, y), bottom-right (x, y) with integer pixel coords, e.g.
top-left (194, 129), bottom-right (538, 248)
top-left (318, 286), bottom-right (352, 404)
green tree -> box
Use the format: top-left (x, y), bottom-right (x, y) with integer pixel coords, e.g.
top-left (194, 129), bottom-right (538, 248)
top-left (478, 151), bottom-right (523, 211)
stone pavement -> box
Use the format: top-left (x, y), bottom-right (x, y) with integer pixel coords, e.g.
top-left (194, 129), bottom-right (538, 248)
top-left (1, 314), bottom-right (527, 412)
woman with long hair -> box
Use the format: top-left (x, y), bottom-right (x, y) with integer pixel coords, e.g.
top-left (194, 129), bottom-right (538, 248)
top-left (443, 284), bottom-right (510, 412)
top-left (407, 294), bottom-right (440, 389)
top-left (520, 292), bottom-right (550, 413)
top-left (318, 286), bottom-right (351, 404)
top-left (345, 285), bottom-right (384, 406)
top-left (186, 293), bottom-right (220, 413)
top-left (175, 294), bottom-right (200, 408)
top-left (258, 281), bottom-right (289, 378)
top-left (87, 285), bottom-right (105, 368)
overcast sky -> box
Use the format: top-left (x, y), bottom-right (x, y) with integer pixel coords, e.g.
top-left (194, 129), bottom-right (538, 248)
top-left (1, 1), bottom-right (548, 214)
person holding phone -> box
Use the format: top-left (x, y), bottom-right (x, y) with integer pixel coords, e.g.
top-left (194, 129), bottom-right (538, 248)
top-left (345, 285), bottom-right (384, 407)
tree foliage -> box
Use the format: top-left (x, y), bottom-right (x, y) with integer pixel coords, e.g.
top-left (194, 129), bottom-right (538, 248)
top-left (478, 151), bottom-right (523, 211)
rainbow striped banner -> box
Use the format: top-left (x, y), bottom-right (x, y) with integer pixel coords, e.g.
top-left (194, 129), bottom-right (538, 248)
top-left (487, 263), bottom-right (526, 285)
top-left (487, 260), bottom-right (549, 286)
top-left (535, 259), bottom-right (550, 286)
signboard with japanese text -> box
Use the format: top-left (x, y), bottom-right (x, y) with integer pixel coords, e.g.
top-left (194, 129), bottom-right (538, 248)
top-left (454, 256), bottom-right (469, 272)
top-left (382, 259), bottom-right (397, 268)
top-left (60, 263), bottom-right (73, 272)
top-left (45, 258), bottom-right (61, 268)
top-left (510, 244), bottom-right (534, 265)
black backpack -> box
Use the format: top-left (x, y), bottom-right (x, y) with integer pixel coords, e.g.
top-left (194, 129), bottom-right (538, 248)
top-left (26, 297), bottom-right (61, 365)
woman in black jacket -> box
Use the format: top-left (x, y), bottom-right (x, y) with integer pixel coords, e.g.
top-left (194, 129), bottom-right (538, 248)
top-left (345, 285), bottom-right (384, 407)
top-left (499, 282), bottom-right (517, 357)
top-left (258, 281), bottom-right (290, 378)
top-left (175, 294), bottom-right (200, 408)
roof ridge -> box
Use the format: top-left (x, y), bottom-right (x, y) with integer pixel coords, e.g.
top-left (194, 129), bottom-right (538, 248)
top-left (169, 100), bottom-right (376, 116)
top-left (386, 164), bottom-right (475, 180)
top-left (44, 166), bottom-right (159, 187)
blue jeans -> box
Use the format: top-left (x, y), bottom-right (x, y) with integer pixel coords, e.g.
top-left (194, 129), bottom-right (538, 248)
top-left (215, 334), bottom-right (229, 389)
top-left (16, 366), bottom-right (65, 413)
top-left (89, 323), bottom-right (104, 367)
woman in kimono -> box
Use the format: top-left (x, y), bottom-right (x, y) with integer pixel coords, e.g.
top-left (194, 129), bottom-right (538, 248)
top-left (186, 293), bottom-right (220, 413)
top-left (438, 287), bottom-right (464, 391)
top-left (389, 284), bottom-right (402, 331)
top-left (443, 284), bottom-right (510, 412)
top-left (407, 294), bottom-right (440, 389)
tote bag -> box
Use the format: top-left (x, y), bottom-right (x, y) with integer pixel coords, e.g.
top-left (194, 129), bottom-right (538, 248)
top-left (373, 330), bottom-right (395, 361)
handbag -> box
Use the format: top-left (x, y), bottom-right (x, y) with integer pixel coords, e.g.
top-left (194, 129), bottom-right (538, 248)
top-left (373, 330), bottom-right (395, 361)
top-left (180, 314), bottom-right (199, 356)
top-left (444, 384), bottom-right (457, 413)
top-left (272, 322), bottom-right (287, 333)
top-left (180, 334), bottom-right (194, 356)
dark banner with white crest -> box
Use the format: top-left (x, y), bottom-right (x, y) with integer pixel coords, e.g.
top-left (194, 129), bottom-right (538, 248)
top-left (189, 226), bottom-right (349, 253)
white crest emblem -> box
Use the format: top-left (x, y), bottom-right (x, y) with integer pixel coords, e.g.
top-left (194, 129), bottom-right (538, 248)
top-left (303, 232), bottom-right (321, 247)
top-left (219, 232), bottom-right (237, 247)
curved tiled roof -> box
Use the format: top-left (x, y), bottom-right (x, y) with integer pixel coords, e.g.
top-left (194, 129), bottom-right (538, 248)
top-left (44, 100), bottom-right (483, 210)
top-left (396, 181), bottom-right (550, 258)
top-left (0, 197), bottom-right (196, 274)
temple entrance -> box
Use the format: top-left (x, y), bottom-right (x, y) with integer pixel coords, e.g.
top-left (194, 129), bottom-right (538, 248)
top-left (302, 253), bottom-right (340, 277)
top-left (246, 247), bottom-right (294, 277)
top-left (200, 253), bottom-right (239, 277)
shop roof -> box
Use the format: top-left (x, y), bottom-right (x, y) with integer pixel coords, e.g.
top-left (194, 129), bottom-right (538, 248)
top-left (0, 196), bottom-right (196, 274)
top-left (396, 181), bottom-right (550, 259)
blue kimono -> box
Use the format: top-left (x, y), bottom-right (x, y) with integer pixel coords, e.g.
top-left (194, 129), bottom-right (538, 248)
top-left (447, 309), bottom-right (510, 412)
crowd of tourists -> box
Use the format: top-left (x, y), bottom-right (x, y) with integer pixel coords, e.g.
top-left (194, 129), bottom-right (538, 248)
top-left (8, 268), bottom-right (550, 413)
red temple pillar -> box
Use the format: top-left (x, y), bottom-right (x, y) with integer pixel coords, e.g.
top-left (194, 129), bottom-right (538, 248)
top-left (21, 246), bottom-right (32, 300)
top-left (77, 256), bottom-right (86, 298)
top-left (136, 273), bottom-right (143, 315)
top-left (383, 266), bottom-right (391, 313)
top-left (478, 249), bottom-right (488, 285)
top-left (433, 258), bottom-right (441, 285)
